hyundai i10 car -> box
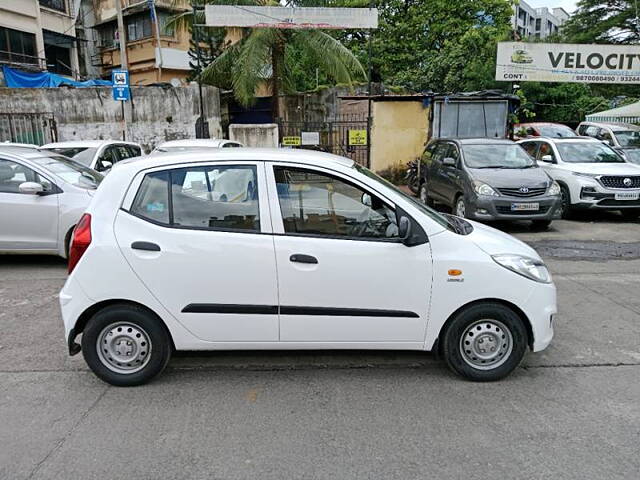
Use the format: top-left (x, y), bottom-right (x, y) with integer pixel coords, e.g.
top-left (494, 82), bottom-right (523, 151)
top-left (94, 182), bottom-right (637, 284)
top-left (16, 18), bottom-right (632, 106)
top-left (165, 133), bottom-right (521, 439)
top-left (60, 149), bottom-right (556, 386)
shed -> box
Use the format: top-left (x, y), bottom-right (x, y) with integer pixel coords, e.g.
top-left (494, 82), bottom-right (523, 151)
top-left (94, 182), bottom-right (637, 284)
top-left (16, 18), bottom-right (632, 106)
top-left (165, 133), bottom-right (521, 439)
top-left (586, 102), bottom-right (640, 124)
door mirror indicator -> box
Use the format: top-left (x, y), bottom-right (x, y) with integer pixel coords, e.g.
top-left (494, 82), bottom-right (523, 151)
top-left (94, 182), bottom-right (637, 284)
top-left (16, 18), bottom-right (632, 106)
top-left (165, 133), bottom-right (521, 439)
top-left (18, 181), bottom-right (44, 195)
top-left (442, 157), bottom-right (456, 167)
top-left (398, 216), bottom-right (412, 244)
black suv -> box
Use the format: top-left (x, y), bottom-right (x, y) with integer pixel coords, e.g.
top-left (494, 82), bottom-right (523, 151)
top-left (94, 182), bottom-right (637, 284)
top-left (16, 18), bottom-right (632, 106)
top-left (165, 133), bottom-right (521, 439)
top-left (417, 138), bottom-right (562, 228)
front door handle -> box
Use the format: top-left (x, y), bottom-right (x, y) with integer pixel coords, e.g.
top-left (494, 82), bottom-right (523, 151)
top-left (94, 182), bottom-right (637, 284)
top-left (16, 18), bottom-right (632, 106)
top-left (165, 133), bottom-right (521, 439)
top-left (131, 241), bottom-right (161, 252)
top-left (290, 254), bottom-right (318, 264)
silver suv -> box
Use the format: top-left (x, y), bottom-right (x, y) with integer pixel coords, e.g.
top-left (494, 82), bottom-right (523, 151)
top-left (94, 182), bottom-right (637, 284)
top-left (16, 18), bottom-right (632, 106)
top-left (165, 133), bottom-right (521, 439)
top-left (577, 121), bottom-right (640, 164)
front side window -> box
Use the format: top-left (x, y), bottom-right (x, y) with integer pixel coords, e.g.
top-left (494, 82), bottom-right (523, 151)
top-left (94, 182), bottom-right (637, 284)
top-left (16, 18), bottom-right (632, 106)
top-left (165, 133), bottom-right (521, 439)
top-left (520, 141), bottom-right (539, 158)
top-left (538, 142), bottom-right (557, 162)
top-left (0, 159), bottom-right (47, 194)
top-left (274, 166), bottom-right (398, 240)
top-left (130, 165), bottom-right (260, 231)
top-left (614, 130), bottom-right (640, 147)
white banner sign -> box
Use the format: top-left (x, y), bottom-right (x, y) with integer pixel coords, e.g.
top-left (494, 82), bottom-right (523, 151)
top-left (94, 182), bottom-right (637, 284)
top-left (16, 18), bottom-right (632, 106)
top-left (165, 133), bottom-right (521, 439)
top-left (496, 42), bottom-right (640, 84)
top-left (204, 6), bottom-right (378, 29)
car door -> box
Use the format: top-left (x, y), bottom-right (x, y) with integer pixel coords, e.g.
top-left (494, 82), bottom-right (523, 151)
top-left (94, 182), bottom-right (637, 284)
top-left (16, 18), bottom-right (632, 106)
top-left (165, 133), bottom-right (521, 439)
top-left (0, 158), bottom-right (59, 251)
top-left (267, 163), bottom-right (431, 344)
top-left (441, 143), bottom-right (463, 206)
top-left (115, 161), bottom-right (279, 342)
top-left (427, 142), bottom-right (449, 202)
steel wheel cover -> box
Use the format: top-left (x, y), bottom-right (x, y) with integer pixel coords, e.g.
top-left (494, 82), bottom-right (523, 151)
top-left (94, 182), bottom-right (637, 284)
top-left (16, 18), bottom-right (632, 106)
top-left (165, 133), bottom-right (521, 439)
top-left (97, 322), bottom-right (152, 374)
top-left (459, 319), bottom-right (513, 370)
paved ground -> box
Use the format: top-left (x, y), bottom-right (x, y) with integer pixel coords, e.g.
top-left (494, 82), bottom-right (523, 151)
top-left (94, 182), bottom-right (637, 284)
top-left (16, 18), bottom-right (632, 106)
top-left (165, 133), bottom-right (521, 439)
top-left (1, 212), bottom-right (639, 479)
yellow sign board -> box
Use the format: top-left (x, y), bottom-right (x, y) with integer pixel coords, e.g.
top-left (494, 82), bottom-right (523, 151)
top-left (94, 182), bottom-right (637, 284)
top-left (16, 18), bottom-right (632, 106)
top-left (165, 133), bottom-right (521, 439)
top-left (348, 129), bottom-right (367, 146)
top-left (282, 136), bottom-right (302, 146)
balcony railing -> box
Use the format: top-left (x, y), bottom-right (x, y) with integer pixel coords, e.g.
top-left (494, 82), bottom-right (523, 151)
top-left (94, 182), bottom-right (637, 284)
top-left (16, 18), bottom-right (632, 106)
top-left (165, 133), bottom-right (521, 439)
top-left (39, 0), bottom-right (67, 14)
top-left (0, 50), bottom-right (47, 70)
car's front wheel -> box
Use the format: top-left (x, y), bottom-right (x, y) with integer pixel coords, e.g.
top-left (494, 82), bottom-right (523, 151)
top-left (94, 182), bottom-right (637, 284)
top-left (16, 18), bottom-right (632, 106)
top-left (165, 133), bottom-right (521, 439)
top-left (442, 303), bottom-right (528, 381)
top-left (82, 304), bottom-right (172, 386)
top-left (620, 209), bottom-right (640, 220)
top-left (454, 195), bottom-right (467, 218)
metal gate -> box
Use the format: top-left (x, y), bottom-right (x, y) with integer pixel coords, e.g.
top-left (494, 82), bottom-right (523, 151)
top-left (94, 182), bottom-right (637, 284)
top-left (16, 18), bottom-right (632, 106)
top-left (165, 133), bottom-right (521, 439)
top-left (278, 114), bottom-right (370, 167)
top-left (0, 112), bottom-right (57, 145)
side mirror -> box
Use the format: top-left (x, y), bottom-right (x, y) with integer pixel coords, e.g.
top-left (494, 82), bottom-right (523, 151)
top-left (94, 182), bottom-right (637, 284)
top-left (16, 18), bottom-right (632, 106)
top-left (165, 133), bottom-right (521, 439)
top-left (361, 192), bottom-right (372, 207)
top-left (398, 216), bottom-right (412, 244)
top-left (100, 160), bottom-right (113, 170)
top-left (442, 157), bottom-right (457, 167)
top-left (19, 181), bottom-right (44, 195)
top-left (540, 155), bottom-right (554, 163)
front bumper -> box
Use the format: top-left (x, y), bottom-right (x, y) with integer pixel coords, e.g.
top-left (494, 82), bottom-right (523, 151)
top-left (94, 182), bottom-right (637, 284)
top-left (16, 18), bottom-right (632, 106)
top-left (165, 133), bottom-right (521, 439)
top-left (466, 194), bottom-right (561, 221)
top-left (522, 280), bottom-right (556, 352)
top-left (574, 187), bottom-right (640, 209)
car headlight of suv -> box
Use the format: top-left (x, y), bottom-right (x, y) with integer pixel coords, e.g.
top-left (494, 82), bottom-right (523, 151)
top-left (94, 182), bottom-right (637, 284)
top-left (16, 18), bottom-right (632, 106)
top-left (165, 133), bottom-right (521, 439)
top-left (492, 254), bottom-right (552, 283)
top-left (547, 181), bottom-right (561, 196)
top-left (473, 180), bottom-right (499, 196)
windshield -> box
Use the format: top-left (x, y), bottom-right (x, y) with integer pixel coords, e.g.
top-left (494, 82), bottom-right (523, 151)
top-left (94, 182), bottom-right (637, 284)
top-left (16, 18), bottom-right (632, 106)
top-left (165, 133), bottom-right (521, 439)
top-left (622, 148), bottom-right (640, 164)
top-left (353, 163), bottom-right (454, 231)
top-left (29, 155), bottom-right (103, 189)
top-left (46, 147), bottom-right (97, 166)
top-left (537, 125), bottom-right (577, 138)
top-left (556, 142), bottom-right (625, 163)
top-left (614, 130), bottom-right (640, 147)
top-left (462, 144), bottom-right (536, 169)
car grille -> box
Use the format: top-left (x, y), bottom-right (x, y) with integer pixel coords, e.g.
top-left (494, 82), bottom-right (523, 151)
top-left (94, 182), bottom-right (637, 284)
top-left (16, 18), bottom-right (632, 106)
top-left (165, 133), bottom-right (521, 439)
top-left (599, 176), bottom-right (640, 189)
top-left (496, 205), bottom-right (551, 214)
top-left (497, 187), bottom-right (547, 197)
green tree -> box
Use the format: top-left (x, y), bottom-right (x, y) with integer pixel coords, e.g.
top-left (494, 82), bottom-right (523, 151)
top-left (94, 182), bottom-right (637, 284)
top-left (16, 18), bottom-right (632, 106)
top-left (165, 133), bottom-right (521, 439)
top-left (563, 0), bottom-right (640, 44)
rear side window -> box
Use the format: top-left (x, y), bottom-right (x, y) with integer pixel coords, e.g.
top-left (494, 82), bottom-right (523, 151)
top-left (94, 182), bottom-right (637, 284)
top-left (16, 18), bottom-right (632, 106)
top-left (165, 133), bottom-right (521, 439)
top-left (130, 165), bottom-right (259, 232)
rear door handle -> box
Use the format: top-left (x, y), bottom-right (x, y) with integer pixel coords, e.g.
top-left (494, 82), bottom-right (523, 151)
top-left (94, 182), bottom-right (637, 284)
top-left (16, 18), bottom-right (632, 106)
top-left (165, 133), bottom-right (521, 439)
top-left (131, 241), bottom-right (161, 252)
top-left (290, 254), bottom-right (318, 264)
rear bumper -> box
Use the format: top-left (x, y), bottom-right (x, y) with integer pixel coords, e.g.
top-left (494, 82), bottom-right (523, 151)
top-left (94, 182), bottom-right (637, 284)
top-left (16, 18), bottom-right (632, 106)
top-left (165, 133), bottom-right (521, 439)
top-left (466, 194), bottom-right (561, 221)
top-left (59, 276), bottom-right (94, 355)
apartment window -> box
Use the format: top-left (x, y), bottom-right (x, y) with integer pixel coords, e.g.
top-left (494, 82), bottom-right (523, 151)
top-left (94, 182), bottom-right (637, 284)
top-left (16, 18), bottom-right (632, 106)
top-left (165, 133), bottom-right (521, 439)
top-left (127, 14), bottom-right (152, 42)
top-left (99, 24), bottom-right (117, 48)
top-left (39, 0), bottom-right (67, 13)
top-left (535, 18), bottom-right (541, 30)
top-left (158, 12), bottom-right (175, 37)
top-left (0, 27), bottom-right (37, 65)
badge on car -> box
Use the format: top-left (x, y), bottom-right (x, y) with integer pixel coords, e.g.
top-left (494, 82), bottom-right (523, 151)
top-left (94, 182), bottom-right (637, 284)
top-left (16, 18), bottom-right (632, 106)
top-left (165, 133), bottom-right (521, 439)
top-left (511, 202), bottom-right (539, 211)
top-left (614, 192), bottom-right (639, 200)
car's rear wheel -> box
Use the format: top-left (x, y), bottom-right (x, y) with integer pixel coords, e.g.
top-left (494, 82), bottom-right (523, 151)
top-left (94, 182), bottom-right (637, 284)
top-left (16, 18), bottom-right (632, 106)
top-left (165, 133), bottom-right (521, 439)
top-left (419, 183), bottom-right (434, 207)
top-left (442, 303), bottom-right (528, 381)
top-left (620, 209), bottom-right (640, 220)
top-left (82, 304), bottom-right (172, 386)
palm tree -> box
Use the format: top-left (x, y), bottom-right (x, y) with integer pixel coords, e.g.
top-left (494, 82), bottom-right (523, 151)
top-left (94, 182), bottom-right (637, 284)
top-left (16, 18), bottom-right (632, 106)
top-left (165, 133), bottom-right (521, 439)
top-left (174, 0), bottom-right (367, 119)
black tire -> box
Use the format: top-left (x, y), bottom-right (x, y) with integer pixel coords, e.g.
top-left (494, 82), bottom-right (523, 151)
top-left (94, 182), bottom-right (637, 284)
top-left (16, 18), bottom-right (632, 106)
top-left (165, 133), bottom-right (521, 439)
top-left (82, 304), bottom-right (172, 386)
top-left (531, 219), bottom-right (552, 230)
top-left (620, 209), bottom-right (640, 220)
top-left (418, 183), bottom-right (433, 206)
top-left (441, 303), bottom-right (528, 381)
top-left (559, 185), bottom-right (573, 219)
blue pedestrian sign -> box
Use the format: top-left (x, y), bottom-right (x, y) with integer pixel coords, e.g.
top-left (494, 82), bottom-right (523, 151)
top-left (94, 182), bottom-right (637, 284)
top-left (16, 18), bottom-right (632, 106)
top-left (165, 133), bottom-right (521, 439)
top-left (112, 70), bottom-right (130, 101)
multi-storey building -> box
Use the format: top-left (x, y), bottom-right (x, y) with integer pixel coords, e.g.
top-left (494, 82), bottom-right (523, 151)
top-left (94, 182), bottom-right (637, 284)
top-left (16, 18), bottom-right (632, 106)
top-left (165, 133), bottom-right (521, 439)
top-left (0, 0), bottom-right (81, 77)
top-left (511, 1), bottom-right (570, 39)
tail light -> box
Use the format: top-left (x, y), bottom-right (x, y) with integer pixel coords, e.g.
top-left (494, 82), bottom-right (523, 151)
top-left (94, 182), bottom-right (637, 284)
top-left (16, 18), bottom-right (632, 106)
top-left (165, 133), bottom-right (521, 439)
top-left (68, 213), bottom-right (91, 273)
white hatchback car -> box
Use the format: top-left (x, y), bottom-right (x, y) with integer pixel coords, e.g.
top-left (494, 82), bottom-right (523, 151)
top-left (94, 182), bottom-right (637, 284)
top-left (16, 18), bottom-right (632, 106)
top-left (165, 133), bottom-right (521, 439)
top-left (41, 140), bottom-right (143, 174)
top-left (60, 149), bottom-right (556, 386)
top-left (518, 137), bottom-right (640, 219)
top-left (0, 146), bottom-right (102, 257)
top-left (150, 138), bottom-right (243, 155)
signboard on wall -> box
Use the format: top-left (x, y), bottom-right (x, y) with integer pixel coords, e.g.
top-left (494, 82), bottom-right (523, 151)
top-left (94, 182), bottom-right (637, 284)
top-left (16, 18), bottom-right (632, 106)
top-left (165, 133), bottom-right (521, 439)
top-left (496, 42), bottom-right (640, 84)
top-left (348, 129), bottom-right (367, 146)
top-left (301, 131), bottom-right (320, 145)
top-left (111, 70), bottom-right (130, 101)
top-left (204, 6), bottom-right (378, 29)
top-left (282, 136), bottom-right (302, 146)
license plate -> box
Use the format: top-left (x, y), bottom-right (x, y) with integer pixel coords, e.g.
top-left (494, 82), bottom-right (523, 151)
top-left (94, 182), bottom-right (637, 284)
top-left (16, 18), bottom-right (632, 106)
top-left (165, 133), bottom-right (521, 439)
top-left (614, 192), bottom-right (639, 200)
top-left (511, 202), bottom-right (539, 211)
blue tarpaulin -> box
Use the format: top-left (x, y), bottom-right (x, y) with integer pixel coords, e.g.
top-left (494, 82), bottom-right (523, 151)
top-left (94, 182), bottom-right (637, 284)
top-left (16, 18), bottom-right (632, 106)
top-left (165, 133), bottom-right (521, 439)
top-left (2, 66), bottom-right (112, 88)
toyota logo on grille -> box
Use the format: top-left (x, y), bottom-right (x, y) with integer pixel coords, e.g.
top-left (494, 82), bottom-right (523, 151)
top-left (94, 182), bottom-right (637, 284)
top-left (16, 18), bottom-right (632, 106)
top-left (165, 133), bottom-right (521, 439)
top-left (519, 186), bottom-right (530, 193)
top-left (623, 177), bottom-right (633, 187)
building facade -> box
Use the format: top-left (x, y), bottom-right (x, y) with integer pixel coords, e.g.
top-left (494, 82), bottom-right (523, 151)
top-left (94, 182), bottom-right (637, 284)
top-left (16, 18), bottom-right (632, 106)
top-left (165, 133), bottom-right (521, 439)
top-left (93, 0), bottom-right (192, 85)
top-left (512, 1), bottom-right (570, 39)
top-left (0, 0), bottom-right (81, 77)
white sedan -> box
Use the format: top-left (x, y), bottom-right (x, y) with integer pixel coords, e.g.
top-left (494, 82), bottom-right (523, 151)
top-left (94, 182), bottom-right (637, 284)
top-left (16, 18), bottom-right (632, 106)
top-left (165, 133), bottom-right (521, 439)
top-left (0, 146), bottom-right (102, 257)
top-left (60, 148), bottom-right (556, 386)
top-left (41, 140), bottom-right (142, 174)
top-left (150, 138), bottom-right (243, 154)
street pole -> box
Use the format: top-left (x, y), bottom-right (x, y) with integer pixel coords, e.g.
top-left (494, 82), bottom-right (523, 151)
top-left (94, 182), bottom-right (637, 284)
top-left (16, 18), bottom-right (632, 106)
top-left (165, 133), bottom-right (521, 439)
top-left (193, 2), bottom-right (206, 138)
top-left (149, 0), bottom-right (163, 82)
top-left (115, 0), bottom-right (129, 141)
top-left (366, 0), bottom-right (374, 168)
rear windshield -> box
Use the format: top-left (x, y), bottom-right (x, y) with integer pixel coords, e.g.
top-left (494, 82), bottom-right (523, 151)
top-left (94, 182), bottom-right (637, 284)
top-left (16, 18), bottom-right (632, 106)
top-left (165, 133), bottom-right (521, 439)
top-left (45, 147), bottom-right (97, 166)
top-left (556, 142), bottom-right (625, 163)
top-left (29, 155), bottom-right (103, 188)
top-left (614, 131), bottom-right (640, 147)
top-left (462, 144), bottom-right (536, 169)
top-left (537, 125), bottom-right (577, 138)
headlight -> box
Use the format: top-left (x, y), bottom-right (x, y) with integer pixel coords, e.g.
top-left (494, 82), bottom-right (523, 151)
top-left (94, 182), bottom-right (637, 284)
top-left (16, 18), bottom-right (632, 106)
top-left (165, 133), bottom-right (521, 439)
top-left (492, 254), bottom-right (552, 283)
top-left (473, 180), bottom-right (499, 196)
top-left (548, 181), bottom-right (561, 196)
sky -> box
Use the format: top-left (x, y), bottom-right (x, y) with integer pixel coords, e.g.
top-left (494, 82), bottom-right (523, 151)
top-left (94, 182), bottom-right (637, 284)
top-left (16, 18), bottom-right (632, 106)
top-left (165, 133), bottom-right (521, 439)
top-left (527, 1), bottom-right (579, 13)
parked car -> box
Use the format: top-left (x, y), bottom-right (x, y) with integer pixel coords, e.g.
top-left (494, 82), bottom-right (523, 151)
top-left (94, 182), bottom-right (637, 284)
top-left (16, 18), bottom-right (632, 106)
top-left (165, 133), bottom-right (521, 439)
top-left (60, 148), bottom-right (556, 386)
top-left (514, 123), bottom-right (577, 140)
top-left (150, 139), bottom-right (244, 154)
top-left (0, 146), bottom-right (102, 257)
top-left (518, 137), bottom-right (640, 219)
top-left (41, 140), bottom-right (142, 174)
top-left (576, 121), bottom-right (640, 164)
top-left (417, 138), bottom-right (561, 229)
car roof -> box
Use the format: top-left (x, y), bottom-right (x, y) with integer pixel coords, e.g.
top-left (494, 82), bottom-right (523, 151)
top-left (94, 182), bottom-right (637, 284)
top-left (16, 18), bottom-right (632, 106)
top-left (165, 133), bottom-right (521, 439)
top-left (519, 136), bottom-right (600, 143)
top-left (155, 139), bottom-right (236, 148)
top-left (41, 140), bottom-right (139, 149)
top-left (514, 122), bottom-right (570, 127)
top-left (117, 148), bottom-right (354, 171)
top-left (434, 138), bottom-right (516, 145)
top-left (0, 145), bottom-right (71, 163)
top-left (579, 121), bottom-right (640, 131)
